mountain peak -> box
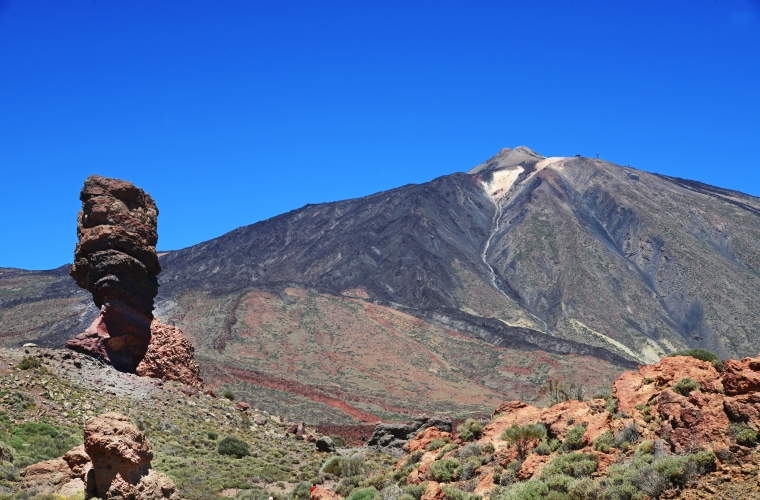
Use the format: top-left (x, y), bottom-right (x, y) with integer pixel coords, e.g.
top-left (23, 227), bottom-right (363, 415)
top-left (468, 146), bottom-right (545, 174)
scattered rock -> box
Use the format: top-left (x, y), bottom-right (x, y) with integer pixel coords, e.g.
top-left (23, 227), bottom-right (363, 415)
top-left (368, 416), bottom-right (451, 452)
top-left (722, 356), bottom-right (760, 396)
top-left (179, 385), bottom-right (200, 397)
top-left (405, 427), bottom-right (453, 452)
top-left (136, 320), bottom-right (203, 389)
top-left (205, 389), bottom-right (219, 398)
top-left (235, 401), bottom-right (251, 412)
top-left (316, 436), bottom-right (335, 453)
top-left (310, 486), bottom-right (342, 500)
top-left (420, 481), bottom-right (444, 500)
top-left (67, 175), bottom-right (160, 373)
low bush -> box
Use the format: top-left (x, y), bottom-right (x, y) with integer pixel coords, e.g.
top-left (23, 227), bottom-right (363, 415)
top-left (331, 435), bottom-right (347, 448)
top-left (429, 458), bottom-right (460, 483)
top-left (292, 482), bottom-right (312, 500)
top-left (18, 356), bottom-right (42, 370)
top-left (458, 442), bottom-right (482, 459)
top-left (403, 482), bottom-right (429, 500)
top-left (457, 419), bottom-right (483, 442)
top-left (533, 441), bottom-right (552, 456)
top-left (436, 443), bottom-right (458, 459)
top-left (336, 476), bottom-right (364, 497)
top-left (426, 438), bottom-right (450, 451)
top-left (340, 455), bottom-right (366, 477)
top-left (563, 425), bottom-right (586, 451)
top-left (223, 390), bottom-right (236, 401)
top-left (0, 442), bottom-right (14, 463)
top-left (217, 436), bottom-right (250, 458)
top-left (441, 486), bottom-right (481, 500)
top-left (207, 431), bottom-right (218, 440)
top-left (345, 487), bottom-right (378, 500)
top-left (672, 377), bottom-right (700, 396)
top-left (615, 422), bottom-right (639, 449)
top-left (322, 456), bottom-right (346, 475)
top-left (0, 422), bottom-right (81, 468)
top-left (730, 423), bottom-right (758, 447)
top-left (540, 453), bottom-right (598, 479)
top-left (593, 431), bottom-right (614, 453)
top-left (406, 450), bottom-right (425, 465)
top-left (501, 423), bottom-right (547, 459)
top-left (497, 479), bottom-right (549, 500)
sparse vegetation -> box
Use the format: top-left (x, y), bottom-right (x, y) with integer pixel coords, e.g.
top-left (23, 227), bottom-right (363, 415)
top-left (501, 423), bottom-right (547, 459)
top-left (429, 458), bottom-right (460, 483)
top-left (425, 437), bottom-right (450, 451)
top-left (539, 379), bottom-right (585, 405)
top-left (456, 419), bottom-right (483, 442)
top-left (562, 425), bottom-right (586, 451)
top-left (730, 423), bottom-right (758, 447)
top-left (223, 390), bottom-right (236, 401)
top-left (672, 377), bottom-right (700, 396)
top-left (217, 436), bottom-right (250, 458)
top-left (17, 357), bottom-right (42, 371)
top-left (667, 349), bottom-right (724, 372)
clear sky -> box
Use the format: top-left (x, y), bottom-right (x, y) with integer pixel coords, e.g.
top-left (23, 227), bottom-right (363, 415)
top-left (2, 0), bottom-right (759, 270)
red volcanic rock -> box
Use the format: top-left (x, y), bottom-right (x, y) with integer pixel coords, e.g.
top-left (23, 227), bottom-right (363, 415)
top-left (235, 401), bottom-right (251, 412)
top-left (405, 427), bottom-right (453, 452)
top-left (654, 388), bottom-right (732, 453)
top-left (205, 389), bottom-right (219, 398)
top-left (517, 453), bottom-right (551, 480)
top-left (67, 175), bottom-right (160, 373)
top-left (724, 392), bottom-right (760, 426)
top-left (420, 481), bottom-right (445, 500)
top-left (84, 413), bottom-right (153, 497)
top-left (539, 399), bottom-right (611, 445)
top-left (136, 320), bottom-right (203, 389)
top-left (614, 356), bottom-right (722, 414)
top-left (310, 487), bottom-right (343, 500)
top-left (722, 356), bottom-right (760, 396)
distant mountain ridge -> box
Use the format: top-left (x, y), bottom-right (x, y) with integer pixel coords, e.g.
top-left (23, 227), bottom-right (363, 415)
top-left (3, 147), bottom-right (760, 423)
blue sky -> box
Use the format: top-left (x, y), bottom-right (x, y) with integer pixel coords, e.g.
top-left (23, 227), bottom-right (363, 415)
top-left (1, 0), bottom-right (759, 270)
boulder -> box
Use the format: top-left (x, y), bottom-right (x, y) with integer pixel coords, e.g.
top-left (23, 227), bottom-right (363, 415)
top-left (367, 416), bottom-right (451, 451)
top-left (310, 486), bottom-right (343, 500)
top-left (316, 436), bottom-right (335, 453)
top-left (405, 427), bottom-right (453, 452)
top-left (67, 175), bottom-right (160, 373)
top-left (136, 321), bottom-right (203, 389)
top-left (420, 481), bottom-right (444, 500)
top-left (84, 412), bottom-right (154, 497)
top-left (235, 401), bottom-right (251, 412)
top-left (722, 356), bottom-right (760, 396)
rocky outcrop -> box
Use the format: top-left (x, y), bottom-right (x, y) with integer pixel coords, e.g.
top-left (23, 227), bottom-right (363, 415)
top-left (21, 413), bottom-right (177, 499)
top-left (135, 320), bottom-right (203, 389)
top-left (368, 416), bottom-right (452, 452)
top-left (722, 355), bottom-right (760, 396)
top-left (85, 412), bottom-right (178, 499)
top-left (67, 175), bottom-right (160, 373)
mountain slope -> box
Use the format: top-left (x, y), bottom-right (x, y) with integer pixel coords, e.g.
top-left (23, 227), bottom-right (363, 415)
top-left (2, 147), bottom-right (760, 422)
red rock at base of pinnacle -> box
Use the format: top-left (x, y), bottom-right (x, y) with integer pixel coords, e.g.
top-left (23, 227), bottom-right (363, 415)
top-left (135, 320), bottom-right (203, 389)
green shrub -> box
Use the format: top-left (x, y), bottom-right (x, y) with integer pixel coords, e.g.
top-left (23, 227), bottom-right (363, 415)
top-left (404, 482), bottom-right (429, 500)
top-left (406, 450), bottom-right (425, 465)
top-left (457, 419), bottom-right (484, 442)
top-left (336, 476), bottom-right (364, 497)
top-left (339, 455), bottom-right (366, 477)
top-left (322, 456), bottom-right (346, 475)
top-left (207, 431), bottom-right (218, 440)
top-left (615, 422), bottom-right (639, 448)
top-left (436, 443), bottom-right (458, 459)
top-left (540, 453), bottom-right (598, 479)
top-left (0, 422), bottom-right (81, 468)
top-left (0, 442), bottom-right (14, 463)
top-left (292, 482), bottom-right (312, 500)
top-left (429, 458), bottom-right (460, 483)
top-left (223, 390), bottom-right (236, 401)
top-left (498, 479), bottom-right (549, 500)
top-left (501, 423), bottom-right (547, 459)
top-left (18, 356), bottom-right (42, 370)
top-left (458, 442), bottom-right (482, 459)
top-left (593, 430), bottom-right (614, 453)
top-left (563, 425), bottom-right (586, 451)
top-left (398, 495), bottom-right (415, 500)
top-left (346, 487), bottom-right (378, 500)
top-left (426, 438), bottom-right (450, 451)
top-left (217, 436), bottom-right (250, 458)
top-left (672, 377), bottom-right (700, 396)
top-left (441, 486), bottom-right (481, 500)
top-left (567, 477), bottom-right (599, 500)
top-left (331, 435), bottom-right (348, 448)
top-left (534, 441), bottom-right (552, 455)
top-left (605, 397), bottom-right (619, 414)
top-left (730, 423), bottom-right (758, 446)
top-left (666, 349), bottom-right (720, 366)
top-left (636, 440), bottom-right (654, 455)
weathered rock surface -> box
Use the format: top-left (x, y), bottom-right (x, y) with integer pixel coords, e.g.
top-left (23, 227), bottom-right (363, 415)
top-left (136, 320), bottom-right (203, 389)
top-left (405, 427), bottom-right (453, 452)
top-left (368, 416), bottom-right (452, 452)
top-left (722, 355), bottom-right (760, 396)
top-left (67, 175), bottom-right (160, 373)
top-left (84, 412), bottom-right (178, 499)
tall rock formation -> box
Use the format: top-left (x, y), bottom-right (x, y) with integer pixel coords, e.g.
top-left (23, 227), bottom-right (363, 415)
top-left (66, 175), bottom-right (160, 372)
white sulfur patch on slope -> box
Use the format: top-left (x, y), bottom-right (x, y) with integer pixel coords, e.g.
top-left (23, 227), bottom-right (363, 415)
top-left (481, 167), bottom-right (524, 202)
